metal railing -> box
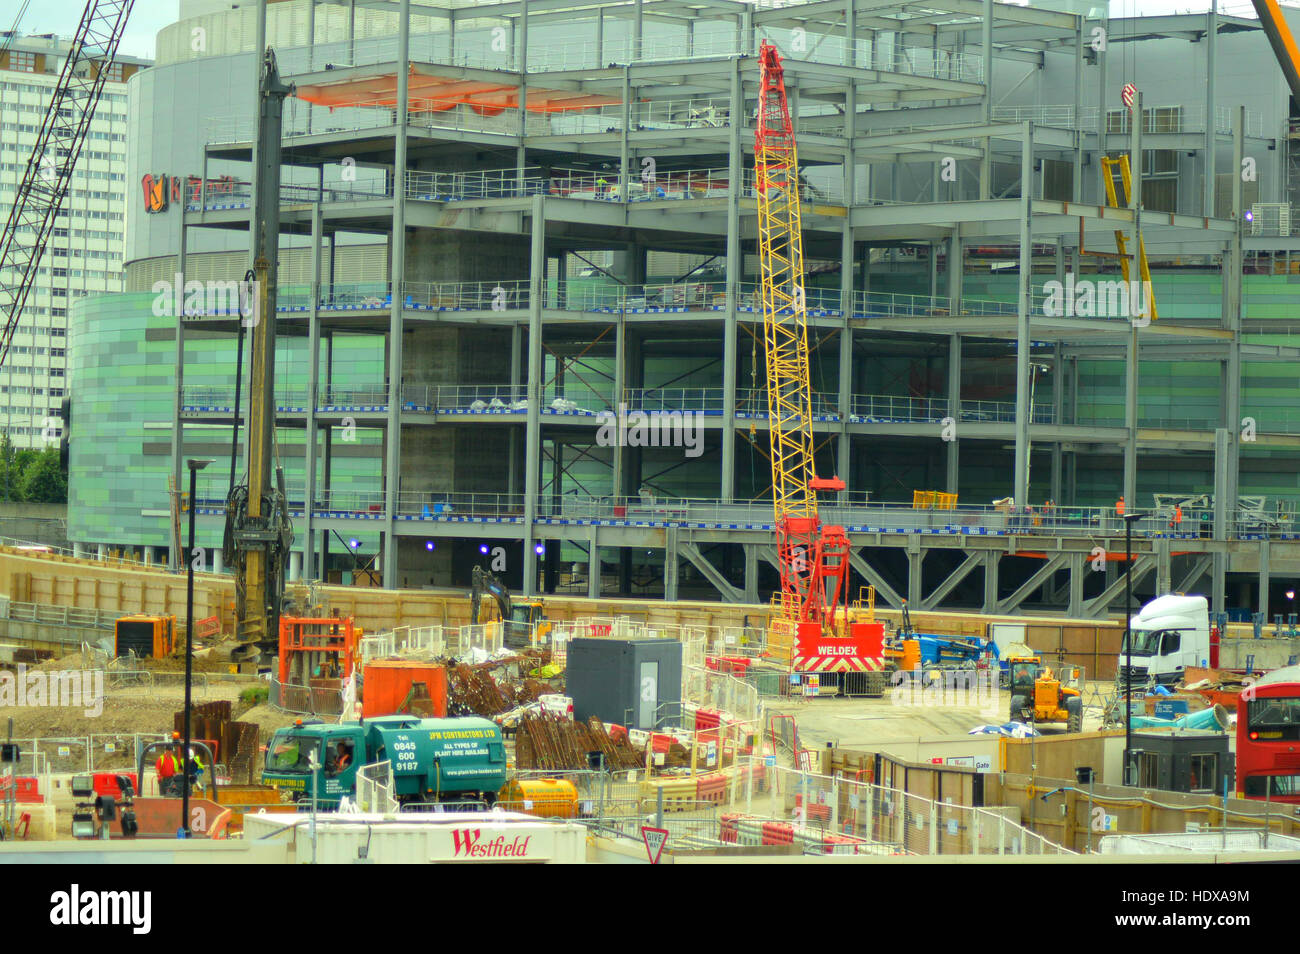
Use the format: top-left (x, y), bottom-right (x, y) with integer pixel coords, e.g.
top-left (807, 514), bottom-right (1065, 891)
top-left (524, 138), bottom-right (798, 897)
top-left (0, 598), bottom-right (117, 630)
top-left (684, 665), bottom-right (764, 724)
top-left (5, 733), bottom-right (168, 776)
top-left (187, 481), bottom-right (1300, 541)
top-left (754, 760), bottom-right (1073, 856)
top-left (177, 276), bottom-right (1065, 323)
top-left (354, 759), bottom-right (398, 814)
top-left (265, 25), bottom-right (982, 82)
top-left (358, 624), bottom-right (445, 665)
top-left (405, 165), bottom-right (758, 203)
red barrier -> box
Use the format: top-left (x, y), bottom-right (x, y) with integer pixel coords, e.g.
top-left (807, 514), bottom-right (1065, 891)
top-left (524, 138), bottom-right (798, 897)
top-left (705, 656), bottom-right (752, 676)
top-left (694, 708), bottom-right (722, 732)
top-left (12, 777), bottom-right (42, 804)
top-left (761, 821), bottom-right (794, 845)
top-left (92, 772), bottom-right (139, 799)
top-left (696, 773), bottom-right (728, 804)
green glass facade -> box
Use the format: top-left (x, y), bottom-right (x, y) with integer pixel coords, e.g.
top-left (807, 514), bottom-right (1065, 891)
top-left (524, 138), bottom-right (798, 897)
top-left (67, 292), bottom-right (385, 555)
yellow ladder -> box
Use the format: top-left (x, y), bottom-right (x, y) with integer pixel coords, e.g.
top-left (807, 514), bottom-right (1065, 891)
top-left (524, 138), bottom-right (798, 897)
top-left (1100, 154), bottom-right (1158, 321)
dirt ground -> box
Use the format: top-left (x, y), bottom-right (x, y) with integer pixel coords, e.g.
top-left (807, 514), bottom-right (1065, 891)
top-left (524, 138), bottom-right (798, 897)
top-left (769, 682), bottom-right (1107, 750)
top-left (2, 646), bottom-right (277, 771)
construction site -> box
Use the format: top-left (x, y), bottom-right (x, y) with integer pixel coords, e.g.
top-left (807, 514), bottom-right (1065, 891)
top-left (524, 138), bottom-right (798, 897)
top-left (1, 0), bottom-right (1300, 886)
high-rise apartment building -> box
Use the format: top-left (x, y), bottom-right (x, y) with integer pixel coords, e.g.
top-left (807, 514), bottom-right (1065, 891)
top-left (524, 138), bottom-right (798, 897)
top-left (0, 33), bottom-right (150, 447)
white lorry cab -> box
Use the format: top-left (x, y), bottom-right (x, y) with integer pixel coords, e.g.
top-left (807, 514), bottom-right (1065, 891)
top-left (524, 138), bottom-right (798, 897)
top-left (1119, 594), bottom-right (1211, 687)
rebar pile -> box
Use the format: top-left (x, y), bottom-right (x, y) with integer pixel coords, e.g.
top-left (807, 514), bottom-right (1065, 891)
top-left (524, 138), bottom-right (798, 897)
top-left (446, 657), bottom-right (557, 717)
top-left (515, 715), bottom-right (643, 771)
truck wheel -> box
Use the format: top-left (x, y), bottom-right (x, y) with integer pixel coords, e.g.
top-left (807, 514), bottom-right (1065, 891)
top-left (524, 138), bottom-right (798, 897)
top-left (865, 671), bottom-right (887, 697)
top-left (1066, 697), bottom-right (1083, 733)
top-left (1010, 694), bottom-right (1028, 721)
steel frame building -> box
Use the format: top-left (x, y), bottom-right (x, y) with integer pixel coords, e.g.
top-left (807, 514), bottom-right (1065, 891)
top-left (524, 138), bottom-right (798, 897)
top-left (164, 0), bottom-right (1300, 619)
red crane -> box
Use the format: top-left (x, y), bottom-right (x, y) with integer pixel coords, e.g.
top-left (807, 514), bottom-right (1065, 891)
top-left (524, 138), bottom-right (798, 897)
top-left (755, 41), bottom-right (882, 676)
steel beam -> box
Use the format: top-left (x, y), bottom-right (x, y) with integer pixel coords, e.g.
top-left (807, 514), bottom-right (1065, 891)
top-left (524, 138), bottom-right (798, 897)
top-left (919, 549), bottom-right (983, 611)
top-left (381, 0), bottom-right (410, 589)
top-left (1013, 122), bottom-right (1032, 505)
top-left (722, 57), bottom-right (742, 502)
top-left (682, 541), bottom-right (743, 602)
top-left (1258, 537), bottom-right (1270, 621)
top-left (1083, 554), bottom-right (1156, 618)
top-left (996, 552), bottom-right (1069, 614)
top-left (303, 201), bottom-right (323, 580)
top-left (849, 551), bottom-right (904, 608)
top-left (982, 550), bottom-right (1000, 614)
top-left (1176, 554), bottom-right (1213, 594)
top-left (522, 194), bottom-right (545, 595)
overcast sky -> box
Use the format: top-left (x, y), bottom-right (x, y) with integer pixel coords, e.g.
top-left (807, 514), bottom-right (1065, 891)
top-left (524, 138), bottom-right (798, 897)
top-left (3, 0), bottom-right (1263, 62)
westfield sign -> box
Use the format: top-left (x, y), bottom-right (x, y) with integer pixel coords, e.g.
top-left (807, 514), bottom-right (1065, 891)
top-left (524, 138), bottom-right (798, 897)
top-left (451, 829), bottom-right (533, 859)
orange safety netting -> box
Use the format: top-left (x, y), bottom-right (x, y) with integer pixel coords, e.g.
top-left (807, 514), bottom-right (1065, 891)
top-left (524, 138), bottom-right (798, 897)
top-left (295, 64), bottom-right (621, 113)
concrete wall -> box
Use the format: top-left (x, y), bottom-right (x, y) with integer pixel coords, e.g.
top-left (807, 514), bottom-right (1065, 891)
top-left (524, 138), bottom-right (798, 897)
top-left (4, 547), bottom-right (1297, 652)
top-left (0, 502), bottom-right (68, 550)
top-left (405, 230), bottom-right (531, 285)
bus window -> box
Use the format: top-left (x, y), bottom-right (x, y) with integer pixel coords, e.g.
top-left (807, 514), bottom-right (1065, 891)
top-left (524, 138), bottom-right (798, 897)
top-left (1243, 774), bottom-right (1300, 798)
top-left (1247, 696), bottom-right (1300, 741)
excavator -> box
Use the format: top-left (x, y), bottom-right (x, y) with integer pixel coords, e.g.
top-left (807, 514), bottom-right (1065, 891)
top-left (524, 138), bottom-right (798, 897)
top-left (470, 565), bottom-right (551, 649)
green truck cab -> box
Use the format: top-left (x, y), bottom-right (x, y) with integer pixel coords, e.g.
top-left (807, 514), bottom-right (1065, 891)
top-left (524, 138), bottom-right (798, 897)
top-left (263, 715), bottom-right (507, 808)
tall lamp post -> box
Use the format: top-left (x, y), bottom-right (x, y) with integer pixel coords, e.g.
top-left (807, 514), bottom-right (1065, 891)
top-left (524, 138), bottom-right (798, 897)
top-left (1122, 510), bottom-right (1145, 787)
top-left (181, 457), bottom-right (214, 836)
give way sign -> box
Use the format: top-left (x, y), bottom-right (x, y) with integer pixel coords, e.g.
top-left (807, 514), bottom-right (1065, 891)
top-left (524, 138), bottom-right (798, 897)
top-left (641, 825), bottom-right (668, 864)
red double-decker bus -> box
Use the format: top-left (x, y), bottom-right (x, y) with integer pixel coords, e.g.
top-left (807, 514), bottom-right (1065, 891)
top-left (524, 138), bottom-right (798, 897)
top-left (1237, 664), bottom-right (1300, 802)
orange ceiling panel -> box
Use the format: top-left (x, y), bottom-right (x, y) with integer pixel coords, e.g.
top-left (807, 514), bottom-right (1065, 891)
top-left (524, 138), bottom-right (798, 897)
top-left (295, 65), bottom-right (620, 113)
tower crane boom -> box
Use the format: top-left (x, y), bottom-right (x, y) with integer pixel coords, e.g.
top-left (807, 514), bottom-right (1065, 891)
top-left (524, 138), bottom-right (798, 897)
top-left (0, 0), bottom-right (136, 370)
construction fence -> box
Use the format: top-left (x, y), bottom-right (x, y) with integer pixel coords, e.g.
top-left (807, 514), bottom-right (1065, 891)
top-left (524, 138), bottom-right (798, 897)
top-left (269, 676), bottom-right (344, 717)
top-left (841, 746), bottom-right (1300, 853)
top-left (549, 616), bottom-right (706, 669)
top-left (683, 665), bottom-right (763, 724)
top-left (578, 756), bottom-right (1069, 856)
top-left (358, 624), bottom-right (445, 664)
top-left (3, 732), bottom-right (169, 780)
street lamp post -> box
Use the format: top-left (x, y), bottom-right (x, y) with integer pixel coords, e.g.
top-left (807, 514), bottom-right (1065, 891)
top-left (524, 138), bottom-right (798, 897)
top-left (181, 457), bottom-right (214, 837)
top-left (1122, 510), bottom-right (1145, 787)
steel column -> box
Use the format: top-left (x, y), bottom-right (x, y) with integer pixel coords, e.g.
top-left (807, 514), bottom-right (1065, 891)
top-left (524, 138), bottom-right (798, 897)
top-left (381, 0), bottom-right (410, 588)
top-left (722, 57), bottom-right (742, 502)
top-left (303, 202), bottom-right (323, 580)
top-left (522, 194), bottom-right (546, 595)
top-left (1013, 123), bottom-right (1033, 505)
